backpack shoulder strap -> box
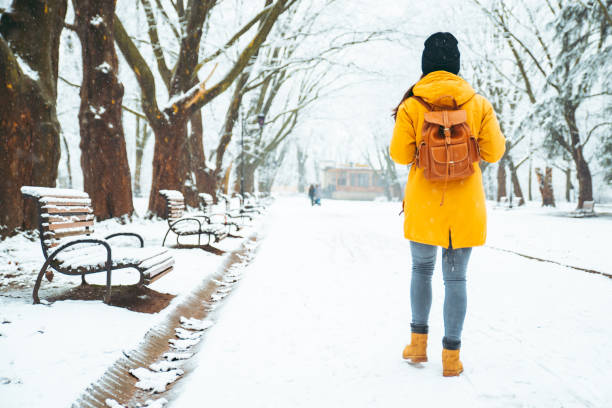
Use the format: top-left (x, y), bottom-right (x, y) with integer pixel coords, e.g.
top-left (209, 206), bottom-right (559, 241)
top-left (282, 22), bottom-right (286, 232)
top-left (410, 96), bottom-right (433, 112)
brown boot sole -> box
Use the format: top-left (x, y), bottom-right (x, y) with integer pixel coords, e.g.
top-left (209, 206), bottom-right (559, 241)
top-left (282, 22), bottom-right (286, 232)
top-left (403, 355), bottom-right (428, 363)
top-left (442, 368), bottom-right (463, 377)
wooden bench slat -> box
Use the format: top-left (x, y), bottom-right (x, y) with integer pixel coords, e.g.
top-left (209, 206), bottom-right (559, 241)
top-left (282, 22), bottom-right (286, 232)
top-left (45, 220), bottom-right (94, 231)
top-left (141, 253), bottom-right (174, 270)
top-left (39, 199), bottom-right (92, 207)
top-left (144, 258), bottom-right (175, 278)
top-left (44, 228), bottom-right (92, 240)
top-left (46, 214), bottom-right (94, 223)
top-left (43, 206), bottom-right (93, 214)
top-left (146, 266), bottom-right (173, 284)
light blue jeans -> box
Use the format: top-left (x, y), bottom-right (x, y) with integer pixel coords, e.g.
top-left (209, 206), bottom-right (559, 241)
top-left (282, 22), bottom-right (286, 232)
top-left (409, 240), bottom-right (472, 350)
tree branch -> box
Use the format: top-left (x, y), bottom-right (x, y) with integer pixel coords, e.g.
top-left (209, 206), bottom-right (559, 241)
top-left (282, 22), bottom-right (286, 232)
top-left (178, 0), bottom-right (291, 119)
top-left (141, 0), bottom-right (172, 89)
top-left (60, 74), bottom-right (148, 120)
top-left (515, 155), bottom-right (529, 169)
top-left (114, 15), bottom-right (163, 126)
top-left (596, 0), bottom-right (612, 27)
top-left (154, 0), bottom-right (181, 42)
top-left (192, 3), bottom-right (273, 80)
top-left (584, 121), bottom-right (612, 147)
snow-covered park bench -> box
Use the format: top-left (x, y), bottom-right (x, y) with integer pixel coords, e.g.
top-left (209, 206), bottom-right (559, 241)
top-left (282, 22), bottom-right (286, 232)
top-left (233, 193), bottom-right (263, 215)
top-left (21, 187), bottom-right (175, 305)
top-left (217, 193), bottom-right (255, 222)
top-left (159, 190), bottom-right (228, 248)
top-left (198, 193), bottom-right (241, 232)
top-left (570, 200), bottom-right (596, 218)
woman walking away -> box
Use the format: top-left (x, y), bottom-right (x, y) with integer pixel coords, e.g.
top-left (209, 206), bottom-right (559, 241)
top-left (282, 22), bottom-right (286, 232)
top-left (390, 32), bottom-right (505, 377)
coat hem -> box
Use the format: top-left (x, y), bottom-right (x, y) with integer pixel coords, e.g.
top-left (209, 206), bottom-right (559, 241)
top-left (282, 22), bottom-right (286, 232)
top-left (404, 233), bottom-right (484, 249)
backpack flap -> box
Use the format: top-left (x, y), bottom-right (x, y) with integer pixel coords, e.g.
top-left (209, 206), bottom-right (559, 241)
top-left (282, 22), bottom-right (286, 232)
top-left (423, 110), bottom-right (467, 128)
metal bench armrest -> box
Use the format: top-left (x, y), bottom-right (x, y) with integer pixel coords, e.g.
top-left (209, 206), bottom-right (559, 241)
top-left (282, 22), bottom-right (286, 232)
top-left (169, 217), bottom-right (203, 230)
top-left (105, 232), bottom-right (144, 247)
top-left (194, 214), bottom-right (213, 224)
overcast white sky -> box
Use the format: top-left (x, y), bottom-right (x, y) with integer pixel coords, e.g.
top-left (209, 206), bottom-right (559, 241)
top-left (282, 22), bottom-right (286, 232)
top-left (291, 0), bottom-right (487, 167)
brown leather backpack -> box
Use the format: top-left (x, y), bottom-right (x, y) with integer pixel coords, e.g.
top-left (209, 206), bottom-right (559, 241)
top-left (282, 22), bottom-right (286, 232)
top-left (412, 95), bottom-right (480, 204)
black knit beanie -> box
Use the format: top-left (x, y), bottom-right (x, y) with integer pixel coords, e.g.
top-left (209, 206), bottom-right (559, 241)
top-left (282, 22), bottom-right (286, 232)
top-left (421, 32), bottom-right (460, 76)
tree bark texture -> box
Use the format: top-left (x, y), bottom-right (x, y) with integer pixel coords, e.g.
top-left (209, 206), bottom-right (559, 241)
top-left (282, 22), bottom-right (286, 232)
top-left (148, 120), bottom-right (191, 215)
top-left (186, 110), bottom-right (210, 206)
top-left (496, 159), bottom-right (507, 201)
top-left (507, 156), bottom-right (525, 205)
top-left (0, 0), bottom-right (66, 236)
top-left (564, 105), bottom-right (593, 209)
top-left (74, 0), bottom-right (134, 220)
top-left (535, 167), bottom-right (555, 207)
top-left (563, 167), bottom-right (574, 202)
top-left (234, 163), bottom-right (256, 194)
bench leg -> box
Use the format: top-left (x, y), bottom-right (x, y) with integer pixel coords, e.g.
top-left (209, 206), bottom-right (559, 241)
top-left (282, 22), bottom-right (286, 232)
top-left (81, 274), bottom-right (88, 285)
top-left (32, 262), bottom-right (52, 304)
top-left (137, 269), bottom-right (145, 287)
top-left (104, 269), bottom-right (112, 304)
top-left (162, 228), bottom-right (172, 247)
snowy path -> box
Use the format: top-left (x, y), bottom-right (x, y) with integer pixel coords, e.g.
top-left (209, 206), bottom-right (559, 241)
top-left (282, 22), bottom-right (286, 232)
top-left (172, 198), bottom-right (612, 408)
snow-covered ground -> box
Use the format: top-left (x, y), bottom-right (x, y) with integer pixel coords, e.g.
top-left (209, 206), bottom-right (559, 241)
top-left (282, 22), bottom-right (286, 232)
top-left (1, 197), bottom-right (611, 407)
top-left (171, 197), bottom-right (612, 408)
top-left (0, 198), bottom-right (259, 408)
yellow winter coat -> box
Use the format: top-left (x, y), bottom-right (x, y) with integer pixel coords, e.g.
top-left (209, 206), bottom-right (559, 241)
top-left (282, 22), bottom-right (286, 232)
top-left (390, 71), bottom-right (506, 249)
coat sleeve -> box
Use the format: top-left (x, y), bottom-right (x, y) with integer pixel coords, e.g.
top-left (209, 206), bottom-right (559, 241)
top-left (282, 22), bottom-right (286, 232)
top-left (477, 97), bottom-right (506, 163)
top-left (390, 101), bottom-right (417, 165)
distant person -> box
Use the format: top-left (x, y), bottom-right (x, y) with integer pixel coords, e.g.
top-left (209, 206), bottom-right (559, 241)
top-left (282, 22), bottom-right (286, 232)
top-left (308, 184), bottom-right (315, 205)
top-left (390, 32), bottom-right (505, 376)
top-left (313, 184), bottom-right (322, 206)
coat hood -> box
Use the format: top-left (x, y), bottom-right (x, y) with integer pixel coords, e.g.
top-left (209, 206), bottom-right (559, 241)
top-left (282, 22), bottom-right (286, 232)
top-left (412, 71), bottom-right (475, 107)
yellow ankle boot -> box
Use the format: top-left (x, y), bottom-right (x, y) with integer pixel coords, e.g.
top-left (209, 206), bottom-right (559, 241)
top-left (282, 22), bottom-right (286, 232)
top-left (402, 333), bottom-right (428, 363)
top-left (442, 348), bottom-right (463, 377)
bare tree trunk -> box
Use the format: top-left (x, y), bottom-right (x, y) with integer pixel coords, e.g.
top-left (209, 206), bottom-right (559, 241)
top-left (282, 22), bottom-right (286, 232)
top-left (0, 0), bottom-right (66, 236)
top-left (234, 163), bottom-right (256, 194)
top-left (574, 152), bottom-right (593, 208)
top-left (528, 154), bottom-right (533, 201)
top-left (564, 166), bottom-right (571, 202)
top-left (75, 0), bottom-right (133, 220)
top-left (496, 159), bottom-right (507, 201)
top-left (148, 120), bottom-right (191, 215)
top-left (186, 110), bottom-right (207, 205)
top-left (564, 103), bottom-right (593, 209)
top-left (383, 148), bottom-right (402, 200)
top-left (535, 167), bottom-right (555, 206)
top-left (297, 146), bottom-right (307, 193)
top-left (507, 156), bottom-right (525, 205)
